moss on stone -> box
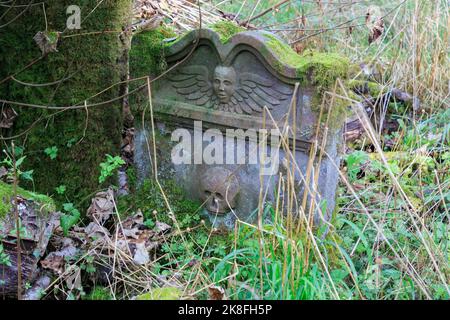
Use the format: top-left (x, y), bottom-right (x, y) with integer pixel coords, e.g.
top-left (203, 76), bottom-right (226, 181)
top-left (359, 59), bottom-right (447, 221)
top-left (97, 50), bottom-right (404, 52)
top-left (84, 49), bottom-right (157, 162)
top-left (264, 34), bottom-right (350, 90)
top-left (130, 26), bottom-right (176, 78)
top-left (83, 286), bottom-right (113, 300)
top-left (0, 181), bottom-right (55, 218)
top-left (347, 79), bottom-right (388, 97)
top-left (262, 33), bottom-right (352, 128)
top-left (128, 26), bottom-right (179, 114)
top-left (0, 1), bottom-right (132, 210)
top-left (117, 175), bottom-right (200, 223)
top-left (209, 21), bottom-right (246, 43)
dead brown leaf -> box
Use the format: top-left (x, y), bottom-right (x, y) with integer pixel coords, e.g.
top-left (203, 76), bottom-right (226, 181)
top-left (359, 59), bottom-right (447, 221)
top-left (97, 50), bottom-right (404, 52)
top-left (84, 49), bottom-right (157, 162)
top-left (40, 254), bottom-right (65, 274)
top-left (154, 221), bottom-right (171, 234)
top-left (86, 188), bottom-right (115, 225)
top-left (0, 105), bottom-right (18, 129)
top-left (365, 6), bottom-right (384, 44)
top-left (208, 285), bottom-right (226, 300)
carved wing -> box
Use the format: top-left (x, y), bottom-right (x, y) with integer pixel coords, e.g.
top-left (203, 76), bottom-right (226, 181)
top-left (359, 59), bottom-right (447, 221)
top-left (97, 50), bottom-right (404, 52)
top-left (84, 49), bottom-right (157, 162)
top-left (232, 73), bottom-right (292, 115)
top-left (168, 65), bottom-right (213, 106)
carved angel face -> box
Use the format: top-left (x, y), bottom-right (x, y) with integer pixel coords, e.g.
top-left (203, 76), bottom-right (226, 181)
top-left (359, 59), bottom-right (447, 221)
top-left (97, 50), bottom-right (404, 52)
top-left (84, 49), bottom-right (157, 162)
top-left (213, 66), bottom-right (236, 104)
top-left (169, 65), bottom-right (291, 115)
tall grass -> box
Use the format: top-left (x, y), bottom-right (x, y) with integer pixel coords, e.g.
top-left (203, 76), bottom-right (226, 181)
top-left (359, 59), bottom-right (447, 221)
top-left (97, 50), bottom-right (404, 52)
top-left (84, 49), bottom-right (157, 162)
top-left (64, 0), bottom-right (449, 300)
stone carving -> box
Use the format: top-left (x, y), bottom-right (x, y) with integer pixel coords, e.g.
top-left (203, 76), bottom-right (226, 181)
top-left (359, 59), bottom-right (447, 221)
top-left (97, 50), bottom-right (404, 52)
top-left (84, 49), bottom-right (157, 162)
top-left (199, 167), bottom-right (240, 215)
top-left (135, 29), bottom-right (346, 230)
top-left (168, 64), bottom-right (291, 115)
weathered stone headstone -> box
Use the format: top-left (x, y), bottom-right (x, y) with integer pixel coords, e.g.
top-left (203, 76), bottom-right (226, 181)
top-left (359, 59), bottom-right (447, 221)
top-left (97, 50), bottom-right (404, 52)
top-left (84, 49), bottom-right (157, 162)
top-left (134, 28), bottom-right (348, 229)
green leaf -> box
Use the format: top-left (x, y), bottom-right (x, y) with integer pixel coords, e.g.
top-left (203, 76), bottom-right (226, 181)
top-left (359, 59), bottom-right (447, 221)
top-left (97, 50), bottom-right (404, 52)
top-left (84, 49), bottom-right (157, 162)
top-left (345, 151), bottom-right (368, 181)
top-left (14, 146), bottom-right (24, 156)
top-left (98, 154), bottom-right (125, 184)
top-left (20, 170), bottom-right (34, 181)
top-left (144, 219), bottom-right (155, 228)
top-left (60, 203), bottom-right (80, 236)
top-left (55, 185), bottom-right (66, 195)
top-left (44, 146), bottom-right (58, 160)
top-left (15, 156), bottom-right (26, 167)
top-left (331, 268), bottom-right (349, 282)
top-left (60, 212), bottom-right (80, 236)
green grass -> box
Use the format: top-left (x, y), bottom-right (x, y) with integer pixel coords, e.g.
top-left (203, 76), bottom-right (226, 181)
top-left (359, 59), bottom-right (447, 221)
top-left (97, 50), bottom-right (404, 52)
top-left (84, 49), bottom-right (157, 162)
top-left (2, 0), bottom-right (448, 301)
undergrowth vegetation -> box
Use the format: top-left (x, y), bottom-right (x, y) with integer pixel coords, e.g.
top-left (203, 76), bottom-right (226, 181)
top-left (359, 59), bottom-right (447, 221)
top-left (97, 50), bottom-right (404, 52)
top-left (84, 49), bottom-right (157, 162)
top-left (0, 0), bottom-right (448, 300)
top-left (120, 0), bottom-right (448, 300)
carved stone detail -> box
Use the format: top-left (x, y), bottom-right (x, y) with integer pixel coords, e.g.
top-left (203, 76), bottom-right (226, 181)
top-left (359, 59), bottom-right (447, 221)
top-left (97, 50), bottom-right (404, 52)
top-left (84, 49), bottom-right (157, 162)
top-left (168, 65), bottom-right (291, 115)
top-left (199, 167), bottom-right (240, 215)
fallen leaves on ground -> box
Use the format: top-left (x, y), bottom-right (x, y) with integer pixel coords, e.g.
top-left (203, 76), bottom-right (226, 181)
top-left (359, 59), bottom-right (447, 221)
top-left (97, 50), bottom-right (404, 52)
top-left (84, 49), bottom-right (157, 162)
top-left (86, 188), bottom-right (115, 225)
top-left (208, 285), bottom-right (226, 300)
top-left (115, 210), bottom-right (171, 265)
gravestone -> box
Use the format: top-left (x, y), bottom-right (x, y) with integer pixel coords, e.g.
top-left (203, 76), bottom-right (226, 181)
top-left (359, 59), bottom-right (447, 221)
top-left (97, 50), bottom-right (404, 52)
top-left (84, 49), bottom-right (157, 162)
top-left (134, 29), bottom-right (347, 229)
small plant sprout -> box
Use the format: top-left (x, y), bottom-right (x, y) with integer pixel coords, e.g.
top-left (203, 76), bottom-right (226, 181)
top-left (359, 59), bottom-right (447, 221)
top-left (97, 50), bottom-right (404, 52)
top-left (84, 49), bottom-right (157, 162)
top-left (44, 146), bottom-right (58, 160)
top-left (0, 244), bottom-right (12, 267)
top-left (60, 203), bottom-right (81, 236)
top-left (55, 185), bottom-right (66, 195)
top-left (98, 154), bottom-right (125, 184)
top-left (1, 149), bottom-right (34, 182)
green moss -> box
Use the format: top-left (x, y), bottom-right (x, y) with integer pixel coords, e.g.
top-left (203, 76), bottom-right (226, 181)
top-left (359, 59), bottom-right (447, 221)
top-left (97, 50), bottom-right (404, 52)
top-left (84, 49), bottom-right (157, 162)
top-left (264, 34), bottom-right (350, 90)
top-left (136, 287), bottom-right (182, 300)
top-left (209, 21), bottom-right (246, 43)
top-left (83, 286), bottom-right (112, 300)
top-left (347, 79), bottom-right (389, 97)
top-left (129, 26), bottom-right (177, 113)
top-left (0, 181), bottom-right (55, 218)
top-left (117, 176), bottom-right (200, 227)
top-left (130, 26), bottom-right (176, 78)
top-left (0, 1), bottom-right (132, 210)
top-left (262, 34), bottom-right (352, 128)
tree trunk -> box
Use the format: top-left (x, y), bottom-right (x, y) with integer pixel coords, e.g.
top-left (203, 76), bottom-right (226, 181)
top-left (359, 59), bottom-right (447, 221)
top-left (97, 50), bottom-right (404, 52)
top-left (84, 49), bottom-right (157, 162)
top-left (0, 0), bottom-right (133, 210)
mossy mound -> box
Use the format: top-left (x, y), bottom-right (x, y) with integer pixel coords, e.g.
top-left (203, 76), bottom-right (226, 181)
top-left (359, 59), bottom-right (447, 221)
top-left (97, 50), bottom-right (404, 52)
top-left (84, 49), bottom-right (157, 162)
top-left (264, 34), bottom-right (350, 90)
top-left (130, 26), bottom-right (177, 78)
top-left (262, 34), bottom-right (351, 127)
top-left (82, 286), bottom-right (113, 300)
top-left (117, 168), bottom-right (200, 226)
top-left (135, 287), bottom-right (182, 300)
top-left (0, 1), bottom-right (132, 209)
top-left (347, 79), bottom-right (389, 97)
top-left (0, 181), bottom-right (55, 218)
top-left (210, 20), bottom-right (246, 43)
